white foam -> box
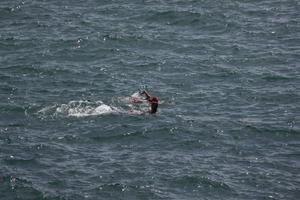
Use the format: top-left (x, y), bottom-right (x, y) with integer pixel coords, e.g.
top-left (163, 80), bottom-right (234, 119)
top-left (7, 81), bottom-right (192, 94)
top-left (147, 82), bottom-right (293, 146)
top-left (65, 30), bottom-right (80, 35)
top-left (53, 100), bottom-right (115, 117)
top-left (131, 91), bottom-right (142, 98)
top-left (38, 96), bottom-right (148, 118)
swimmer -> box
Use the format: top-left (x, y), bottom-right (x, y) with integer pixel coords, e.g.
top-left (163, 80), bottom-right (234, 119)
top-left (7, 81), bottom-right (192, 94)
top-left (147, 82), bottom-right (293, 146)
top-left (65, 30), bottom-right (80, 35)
top-left (139, 90), bottom-right (159, 114)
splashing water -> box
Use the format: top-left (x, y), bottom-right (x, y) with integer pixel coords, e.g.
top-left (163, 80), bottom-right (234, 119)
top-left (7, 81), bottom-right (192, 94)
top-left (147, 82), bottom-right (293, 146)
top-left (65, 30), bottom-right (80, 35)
top-left (37, 92), bottom-right (147, 118)
top-left (56, 100), bottom-right (115, 117)
top-left (131, 91), bottom-right (143, 98)
top-left (37, 100), bottom-right (116, 118)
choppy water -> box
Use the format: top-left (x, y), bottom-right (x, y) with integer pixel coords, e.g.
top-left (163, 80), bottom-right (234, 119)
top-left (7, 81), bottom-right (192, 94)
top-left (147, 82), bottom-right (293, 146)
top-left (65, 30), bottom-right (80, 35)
top-left (1, 0), bottom-right (300, 199)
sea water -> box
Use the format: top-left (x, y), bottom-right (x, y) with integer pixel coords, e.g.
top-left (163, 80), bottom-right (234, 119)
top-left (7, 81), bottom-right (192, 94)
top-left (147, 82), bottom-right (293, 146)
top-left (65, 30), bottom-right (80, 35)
top-left (0, 0), bottom-right (299, 199)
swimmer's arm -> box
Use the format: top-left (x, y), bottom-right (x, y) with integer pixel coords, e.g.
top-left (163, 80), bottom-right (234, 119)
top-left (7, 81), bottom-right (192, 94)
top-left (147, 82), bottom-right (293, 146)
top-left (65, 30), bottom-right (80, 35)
top-left (140, 90), bottom-right (151, 100)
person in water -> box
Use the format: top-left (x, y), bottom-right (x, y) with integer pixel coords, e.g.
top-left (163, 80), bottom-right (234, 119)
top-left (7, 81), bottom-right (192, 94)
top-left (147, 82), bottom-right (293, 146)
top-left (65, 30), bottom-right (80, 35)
top-left (139, 90), bottom-right (159, 114)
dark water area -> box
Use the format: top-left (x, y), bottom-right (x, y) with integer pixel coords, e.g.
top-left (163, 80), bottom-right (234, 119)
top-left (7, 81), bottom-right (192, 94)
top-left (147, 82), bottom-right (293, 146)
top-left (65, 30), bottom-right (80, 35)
top-left (1, 0), bottom-right (300, 199)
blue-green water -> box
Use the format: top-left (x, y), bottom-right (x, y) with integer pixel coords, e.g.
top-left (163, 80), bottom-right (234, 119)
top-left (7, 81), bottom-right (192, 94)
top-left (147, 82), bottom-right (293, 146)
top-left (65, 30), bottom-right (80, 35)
top-left (1, 0), bottom-right (300, 199)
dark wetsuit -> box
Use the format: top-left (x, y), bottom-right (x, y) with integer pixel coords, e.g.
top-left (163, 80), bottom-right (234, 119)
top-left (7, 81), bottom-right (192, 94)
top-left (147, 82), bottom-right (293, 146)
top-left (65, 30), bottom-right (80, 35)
top-left (150, 102), bottom-right (158, 114)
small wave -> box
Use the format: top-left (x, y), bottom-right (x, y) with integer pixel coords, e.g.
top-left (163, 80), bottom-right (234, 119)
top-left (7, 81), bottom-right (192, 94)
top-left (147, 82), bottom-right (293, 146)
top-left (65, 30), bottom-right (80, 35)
top-left (1, 175), bottom-right (46, 199)
top-left (4, 157), bottom-right (40, 166)
top-left (171, 175), bottom-right (232, 192)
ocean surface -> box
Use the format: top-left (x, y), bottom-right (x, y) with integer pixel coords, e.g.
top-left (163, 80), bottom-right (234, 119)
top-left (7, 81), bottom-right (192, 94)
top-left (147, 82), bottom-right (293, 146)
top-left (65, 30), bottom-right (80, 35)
top-left (1, 0), bottom-right (300, 199)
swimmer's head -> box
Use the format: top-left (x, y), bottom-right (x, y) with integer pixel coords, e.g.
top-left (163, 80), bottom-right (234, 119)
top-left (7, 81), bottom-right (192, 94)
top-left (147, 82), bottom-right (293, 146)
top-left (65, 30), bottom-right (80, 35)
top-left (151, 97), bottom-right (159, 103)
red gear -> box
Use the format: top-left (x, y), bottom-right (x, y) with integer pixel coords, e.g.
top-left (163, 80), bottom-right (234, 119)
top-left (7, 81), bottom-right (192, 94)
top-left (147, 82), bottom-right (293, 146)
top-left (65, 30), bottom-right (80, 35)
top-left (151, 97), bottom-right (159, 103)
